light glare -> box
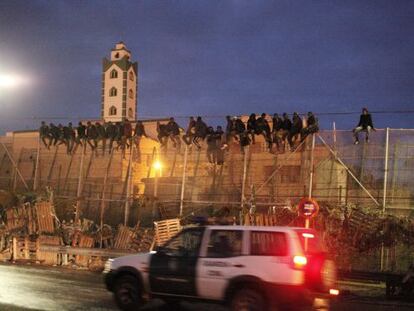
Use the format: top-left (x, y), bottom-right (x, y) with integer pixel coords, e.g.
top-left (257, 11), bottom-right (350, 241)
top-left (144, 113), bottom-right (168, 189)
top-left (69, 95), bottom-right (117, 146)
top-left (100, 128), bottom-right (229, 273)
top-left (0, 74), bottom-right (27, 88)
top-left (329, 289), bottom-right (340, 296)
top-left (153, 160), bottom-right (162, 170)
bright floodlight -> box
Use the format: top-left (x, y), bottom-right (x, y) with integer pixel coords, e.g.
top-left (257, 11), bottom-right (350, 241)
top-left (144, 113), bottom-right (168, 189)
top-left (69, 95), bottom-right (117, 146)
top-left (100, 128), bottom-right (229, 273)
top-left (0, 74), bottom-right (21, 88)
top-left (153, 160), bottom-right (162, 171)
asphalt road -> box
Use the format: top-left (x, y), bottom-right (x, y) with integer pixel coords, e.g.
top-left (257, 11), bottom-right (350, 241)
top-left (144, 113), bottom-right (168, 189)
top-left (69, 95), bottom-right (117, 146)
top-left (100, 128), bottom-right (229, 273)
top-left (1, 262), bottom-right (413, 311)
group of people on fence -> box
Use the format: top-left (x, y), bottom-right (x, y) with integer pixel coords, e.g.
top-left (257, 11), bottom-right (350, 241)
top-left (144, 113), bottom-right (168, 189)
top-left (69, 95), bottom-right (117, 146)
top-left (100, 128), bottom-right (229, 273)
top-left (38, 108), bottom-right (374, 163)
top-left (39, 119), bottom-right (147, 157)
top-left (174, 112), bottom-right (320, 156)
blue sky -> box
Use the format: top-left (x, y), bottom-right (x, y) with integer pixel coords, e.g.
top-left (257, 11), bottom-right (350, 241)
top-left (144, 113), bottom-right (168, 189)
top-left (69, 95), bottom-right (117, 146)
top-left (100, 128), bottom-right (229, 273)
top-left (0, 0), bottom-right (413, 132)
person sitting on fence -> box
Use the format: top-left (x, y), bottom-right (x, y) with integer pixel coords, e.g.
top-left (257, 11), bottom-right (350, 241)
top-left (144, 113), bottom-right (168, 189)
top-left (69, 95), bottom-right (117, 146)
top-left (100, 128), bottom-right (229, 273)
top-left (247, 113), bottom-right (257, 144)
top-left (48, 123), bottom-right (60, 148)
top-left (56, 123), bottom-right (66, 146)
top-left (234, 116), bottom-right (246, 139)
top-left (182, 116), bottom-right (196, 146)
top-left (106, 121), bottom-right (117, 153)
top-left (96, 122), bottom-right (107, 156)
top-left (193, 116), bottom-right (208, 150)
top-left (280, 113), bottom-right (292, 148)
top-left (122, 119), bottom-right (133, 150)
top-left (115, 122), bottom-right (123, 150)
top-left (353, 108), bottom-right (375, 144)
top-left (133, 121), bottom-right (147, 161)
top-left (72, 121), bottom-right (86, 154)
top-left (271, 113), bottom-right (283, 152)
top-left (206, 126), bottom-right (217, 164)
top-left (58, 123), bottom-right (69, 151)
top-left (215, 126), bottom-right (225, 165)
top-left (301, 112), bottom-right (319, 142)
top-left (39, 121), bottom-right (50, 149)
top-left (225, 115), bottom-right (236, 143)
top-left (86, 121), bottom-right (98, 152)
top-left (64, 122), bottom-right (75, 154)
top-left (256, 113), bottom-right (272, 150)
top-left (156, 121), bottom-right (169, 149)
top-left (239, 129), bottom-right (251, 154)
top-left (166, 117), bottom-right (181, 152)
top-left (287, 112), bottom-right (303, 150)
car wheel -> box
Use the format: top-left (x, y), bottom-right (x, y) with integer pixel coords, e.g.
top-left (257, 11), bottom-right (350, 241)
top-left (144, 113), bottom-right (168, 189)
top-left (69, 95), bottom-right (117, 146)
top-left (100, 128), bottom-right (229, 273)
top-left (230, 287), bottom-right (267, 311)
top-left (114, 275), bottom-right (143, 311)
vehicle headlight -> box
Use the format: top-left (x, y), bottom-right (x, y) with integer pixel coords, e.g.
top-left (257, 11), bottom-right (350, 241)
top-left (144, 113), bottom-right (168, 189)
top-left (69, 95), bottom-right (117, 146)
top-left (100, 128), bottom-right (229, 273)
top-left (103, 259), bottom-right (114, 273)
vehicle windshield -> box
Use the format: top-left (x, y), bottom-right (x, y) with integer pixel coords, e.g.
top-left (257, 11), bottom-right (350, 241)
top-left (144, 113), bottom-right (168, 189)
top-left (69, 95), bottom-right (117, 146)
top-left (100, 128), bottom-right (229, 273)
top-left (293, 229), bottom-right (326, 255)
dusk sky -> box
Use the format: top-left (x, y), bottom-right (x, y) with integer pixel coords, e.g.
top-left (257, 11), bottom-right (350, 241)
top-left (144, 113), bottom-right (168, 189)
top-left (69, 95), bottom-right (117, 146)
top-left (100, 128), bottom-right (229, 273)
top-left (0, 0), bottom-right (413, 133)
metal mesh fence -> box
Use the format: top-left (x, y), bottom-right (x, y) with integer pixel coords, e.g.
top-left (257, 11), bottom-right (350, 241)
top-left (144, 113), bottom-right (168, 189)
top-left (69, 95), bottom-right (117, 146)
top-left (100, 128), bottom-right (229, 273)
top-left (1, 128), bottom-right (414, 229)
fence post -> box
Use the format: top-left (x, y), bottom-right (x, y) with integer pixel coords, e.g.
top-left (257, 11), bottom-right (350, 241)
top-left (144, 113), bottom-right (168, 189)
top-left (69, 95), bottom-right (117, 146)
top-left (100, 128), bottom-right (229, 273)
top-left (33, 136), bottom-right (41, 191)
top-left (383, 127), bottom-right (390, 213)
top-left (380, 127), bottom-right (390, 271)
top-left (124, 146), bottom-right (134, 226)
top-left (308, 134), bottom-right (316, 199)
top-left (241, 146), bottom-right (249, 212)
top-left (100, 148), bottom-right (114, 247)
top-left (306, 134), bottom-right (316, 229)
top-left (75, 144), bottom-right (86, 223)
top-left (179, 145), bottom-right (188, 217)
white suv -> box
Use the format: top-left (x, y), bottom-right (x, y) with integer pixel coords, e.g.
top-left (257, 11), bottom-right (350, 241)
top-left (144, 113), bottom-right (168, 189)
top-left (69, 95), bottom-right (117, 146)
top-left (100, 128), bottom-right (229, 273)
top-left (103, 225), bottom-right (337, 310)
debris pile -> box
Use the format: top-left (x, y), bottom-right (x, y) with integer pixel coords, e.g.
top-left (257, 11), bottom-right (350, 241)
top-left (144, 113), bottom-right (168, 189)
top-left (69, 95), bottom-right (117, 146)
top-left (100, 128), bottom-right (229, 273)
top-left (0, 200), bottom-right (159, 270)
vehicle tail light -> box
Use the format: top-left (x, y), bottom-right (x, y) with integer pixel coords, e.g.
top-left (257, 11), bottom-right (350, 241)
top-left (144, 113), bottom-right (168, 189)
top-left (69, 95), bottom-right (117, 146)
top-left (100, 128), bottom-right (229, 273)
top-left (329, 289), bottom-right (339, 296)
top-left (292, 255), bottom-right (307, 269)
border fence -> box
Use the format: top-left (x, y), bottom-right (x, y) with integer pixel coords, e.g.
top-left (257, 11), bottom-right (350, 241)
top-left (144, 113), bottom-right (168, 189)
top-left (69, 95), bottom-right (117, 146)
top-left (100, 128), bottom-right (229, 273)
top-left (1, 128), bottom-right (414, 224)
top-left (1, 128), bottom-right (414, 272)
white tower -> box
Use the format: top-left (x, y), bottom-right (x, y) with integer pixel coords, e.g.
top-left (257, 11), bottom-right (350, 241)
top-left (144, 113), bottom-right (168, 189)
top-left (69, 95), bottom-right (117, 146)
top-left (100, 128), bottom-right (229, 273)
top-left (102, 42), bottom-right (138, 122)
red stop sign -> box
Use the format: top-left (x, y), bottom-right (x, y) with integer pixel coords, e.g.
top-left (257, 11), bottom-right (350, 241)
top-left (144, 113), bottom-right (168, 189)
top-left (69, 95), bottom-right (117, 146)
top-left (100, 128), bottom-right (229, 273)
top-left (298, 197), bottom-right (319, 218)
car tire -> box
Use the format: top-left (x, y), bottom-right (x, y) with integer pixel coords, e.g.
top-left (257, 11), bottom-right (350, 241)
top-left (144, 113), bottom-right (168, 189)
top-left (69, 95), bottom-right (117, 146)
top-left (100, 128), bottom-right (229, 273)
top-left (113, 274), bottom-right (143, 311)
top-left (230, 287), bottom-right (267, 311)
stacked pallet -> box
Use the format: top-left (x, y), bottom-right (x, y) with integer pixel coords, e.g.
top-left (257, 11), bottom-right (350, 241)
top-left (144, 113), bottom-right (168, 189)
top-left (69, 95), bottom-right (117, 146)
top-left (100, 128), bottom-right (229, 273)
top-left (12, 236), bottom-right (37, 261)
top-left (154, 218), bottom-right (181, 246)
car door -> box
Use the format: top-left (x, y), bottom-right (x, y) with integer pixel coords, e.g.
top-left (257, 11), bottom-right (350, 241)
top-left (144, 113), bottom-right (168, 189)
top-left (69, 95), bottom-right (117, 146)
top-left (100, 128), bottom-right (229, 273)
top-left (149, 227), bottom-right (205, 297)
top-left (197, 228), bottom-right (246, 300)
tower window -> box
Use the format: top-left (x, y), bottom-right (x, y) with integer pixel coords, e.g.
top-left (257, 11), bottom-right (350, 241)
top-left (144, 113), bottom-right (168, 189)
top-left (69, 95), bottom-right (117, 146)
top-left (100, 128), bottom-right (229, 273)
top-left (110, 69), bottom-right (118, 79)
top-left (109, 87), bottom-right (117, 97)
top-left (128, 89), bottom-right (134, 99)
top-left (129, 71), bottom-right (134, 81)
top-left (109, 106), bottom-right (117, 116)
top-left (115, 52), bottom-right (120, 59)
top-left (128, 108), bottom-right (134, 118)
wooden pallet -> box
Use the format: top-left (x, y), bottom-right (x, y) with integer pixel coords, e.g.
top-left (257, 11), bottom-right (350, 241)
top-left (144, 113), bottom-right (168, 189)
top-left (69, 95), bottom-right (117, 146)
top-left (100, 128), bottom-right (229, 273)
top-left (154, 218), bottom-right (181, 246)
top-left (244, 214), bottom-right (279, 226)
top-left (72, 233), bottom-right (95, 267)
top-left (5, 206), bottom-right (26, 231)
top-left (12, 236), bottom-right (37, 261)
top-left (26, 204), bottom-right (37, 235)
top-left (35, 201), bottom-right (55, 234)
top-left (36, 235), bottom-right (62, 265)
top-left (113, 225), bottom-right (135, 250)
